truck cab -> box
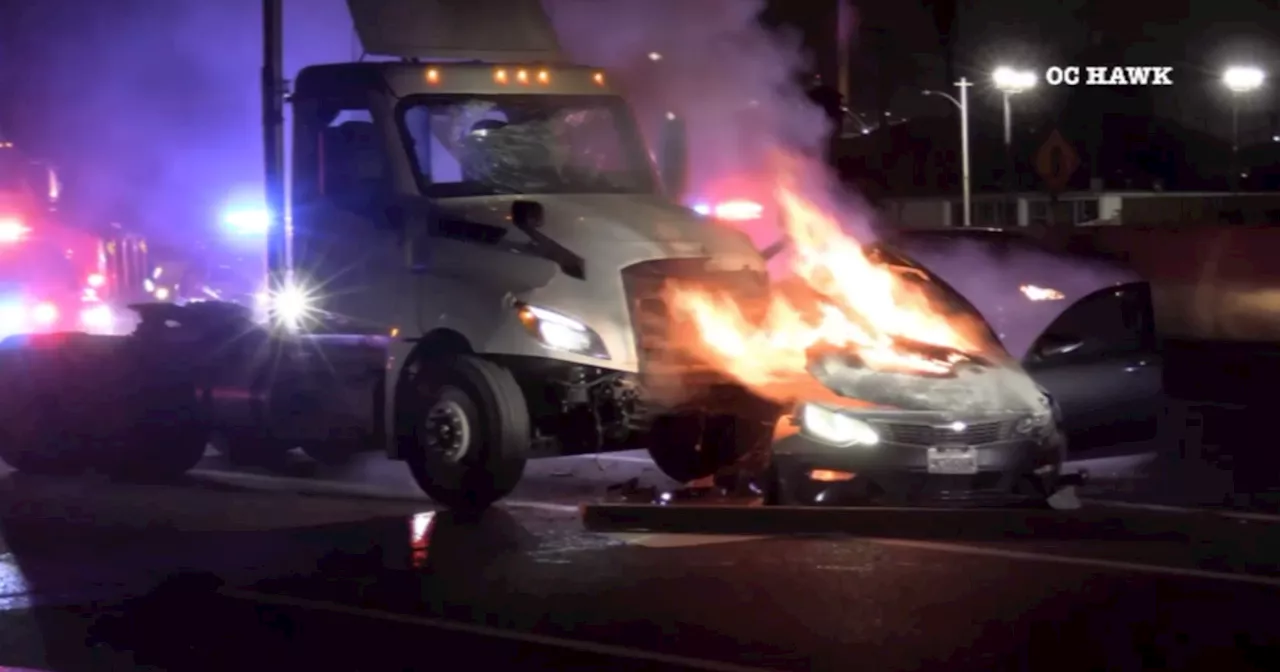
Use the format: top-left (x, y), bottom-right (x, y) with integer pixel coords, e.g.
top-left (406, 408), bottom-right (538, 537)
top-left (200, 0), bottom-right (775, 508)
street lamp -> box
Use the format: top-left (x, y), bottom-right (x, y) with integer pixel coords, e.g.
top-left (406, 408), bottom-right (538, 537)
top-left (923, 78), bottom-right (973, 227)
top-left (992, 67), bottom-right (1036, 216)
top-left (1222, 66), bottom-right (1265, 191)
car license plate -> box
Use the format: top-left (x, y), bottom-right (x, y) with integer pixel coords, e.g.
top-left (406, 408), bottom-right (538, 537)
top-left (926, 445), bottom-right (979, 475)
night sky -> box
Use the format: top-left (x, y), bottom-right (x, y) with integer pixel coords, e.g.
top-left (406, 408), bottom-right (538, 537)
top-left (0, 0), bottom-right (1276, 235)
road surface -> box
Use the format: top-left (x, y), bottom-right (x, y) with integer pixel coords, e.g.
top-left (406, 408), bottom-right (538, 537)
top-left (0, 446), bottom-right (1277, 671)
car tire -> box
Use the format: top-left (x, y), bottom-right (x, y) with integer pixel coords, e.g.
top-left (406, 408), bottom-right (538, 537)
top-left (762, 463), bottom-right (801, 506)
top-left (403, 355), bottom-right (529, 512)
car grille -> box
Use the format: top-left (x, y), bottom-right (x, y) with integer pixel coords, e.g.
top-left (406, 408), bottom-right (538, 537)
top-left (872, 419), bottom-right (1014, 446)
top-left (620, 258), bottom-right (768, 374)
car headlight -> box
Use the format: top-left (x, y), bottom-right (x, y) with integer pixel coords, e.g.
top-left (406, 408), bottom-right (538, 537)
top-left (517, 304), bottom-right (609, 359)
top-left (1015, 411), bottom-right (1056, 437)
top-left (799, 403), bottom-right (880, 447)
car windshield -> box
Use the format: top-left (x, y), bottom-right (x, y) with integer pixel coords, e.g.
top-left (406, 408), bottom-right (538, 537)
top-left (399, 94), bottom-right (656, 198)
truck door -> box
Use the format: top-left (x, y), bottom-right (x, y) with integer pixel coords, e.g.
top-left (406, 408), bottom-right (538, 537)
top-left (290, 105), bottom-right (410, 333)
top-left (1023, 282), bottom-right (1163, 453)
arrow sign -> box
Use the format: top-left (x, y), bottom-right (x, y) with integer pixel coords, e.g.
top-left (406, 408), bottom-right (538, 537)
top-left (1034, 130), bottom-right (1080, 194)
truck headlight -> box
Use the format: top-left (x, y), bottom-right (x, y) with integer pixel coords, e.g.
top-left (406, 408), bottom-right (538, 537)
top-left (799, 403), bottom-right (879, 447)
top-left (517, 304), bottom-right (609, 359)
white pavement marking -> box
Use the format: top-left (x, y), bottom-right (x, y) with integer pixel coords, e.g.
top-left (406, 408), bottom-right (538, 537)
top-left (220, 588), bottom-right (782, 672)
top-left (503, 501), bottom-right (580, 514)
top-left (1062, 451), bottom-right (1156, 476)
top-left (874, 538), bottom-right (1280, 589)
top-left (562, 453), bottom-right (655, 464)
top-left (605, 533), bottom-right (771, 548)
top-left (189, 469), bottom-right (577, 514)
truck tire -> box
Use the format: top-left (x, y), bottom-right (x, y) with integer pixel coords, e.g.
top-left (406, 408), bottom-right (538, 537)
top-left (219, 432), bottom-right (292, 470)
top-left (0, 393), bottom-right (95, 475)
top-left (99, 384), bottom-right (208, 482)
top-left (647, 413), bottom-right (773, 484)
top-left (402, 355), bottom-right (529, 511)
top-left (301, 440), bottom-right (365, 467)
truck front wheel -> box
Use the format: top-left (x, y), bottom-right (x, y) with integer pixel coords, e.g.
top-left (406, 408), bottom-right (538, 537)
top-left (402, 355), bottom-right (529, 511)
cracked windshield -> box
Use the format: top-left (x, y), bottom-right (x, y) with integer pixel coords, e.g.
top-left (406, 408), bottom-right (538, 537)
top-left (401, 96), bottom-right (655, 196)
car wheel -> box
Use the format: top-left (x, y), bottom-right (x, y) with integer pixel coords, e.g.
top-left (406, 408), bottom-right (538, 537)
top-left (403, 355), bottom-right (529, 512)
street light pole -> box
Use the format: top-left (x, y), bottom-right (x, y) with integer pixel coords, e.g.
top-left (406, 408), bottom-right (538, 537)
top-left (1002, 92), bottom-right (1013, 198)
top-left (992, 66), bottom-right (1036, 225)
top-left (923, 79), bottom-right (972, 227)
top-left (1222, 66), bottom-right (1265, 193)
top-left (1231, 94), bottom-right (1240, 191)
top-left (959, 79), bottom-right (971, 228)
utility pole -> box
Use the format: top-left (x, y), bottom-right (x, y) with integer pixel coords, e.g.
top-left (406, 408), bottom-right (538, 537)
top-left (262, 0), bottom-right (288, 288)
top-left (922, 78), bottom-right (972, 227)
top-left (835, 0), bottom-right (851, 106)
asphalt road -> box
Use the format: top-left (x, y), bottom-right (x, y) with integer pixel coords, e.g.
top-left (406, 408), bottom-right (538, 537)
top-left (0, 444), bottom-right (1278, 671)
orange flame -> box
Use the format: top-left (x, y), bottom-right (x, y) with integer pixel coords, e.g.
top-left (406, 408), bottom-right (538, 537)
top-left (665, 154), bottom-right (987, 404)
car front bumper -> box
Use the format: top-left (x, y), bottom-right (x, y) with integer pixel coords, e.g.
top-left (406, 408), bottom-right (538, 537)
top-left (770, 418), bottom-right (1064, 506)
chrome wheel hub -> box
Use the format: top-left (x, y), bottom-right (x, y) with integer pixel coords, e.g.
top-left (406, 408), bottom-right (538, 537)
top-left (423, 394), bottom-right (471, 463)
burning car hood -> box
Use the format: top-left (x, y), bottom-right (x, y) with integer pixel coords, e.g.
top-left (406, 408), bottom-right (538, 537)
top-left (807, 349), bottom-right (1053, 417)
top-left (885, 236), bottom-right (1143, 362)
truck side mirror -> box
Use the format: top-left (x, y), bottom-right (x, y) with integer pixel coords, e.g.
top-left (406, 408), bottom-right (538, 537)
top-left (512, 200), bottom-right (544, 231)
top-left (657, 113), bottom-right (687, 200)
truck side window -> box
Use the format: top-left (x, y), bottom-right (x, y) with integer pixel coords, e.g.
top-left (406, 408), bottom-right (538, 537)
top-left (1032, 282), bottom-right (1154, 361)
top-left (318, 109), bottom-right (392, 216)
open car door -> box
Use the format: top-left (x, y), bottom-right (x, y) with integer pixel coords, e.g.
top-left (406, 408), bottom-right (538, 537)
top-left (1021, 282), bottom-right (1163, 452)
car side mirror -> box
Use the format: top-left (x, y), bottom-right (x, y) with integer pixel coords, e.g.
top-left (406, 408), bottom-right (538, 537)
top-left (512, 200), bottom-right (544, 231)
top-left (657, 113), bottom-right (687, 200)
top-left (1036, 335), bottom-right (1084, 360)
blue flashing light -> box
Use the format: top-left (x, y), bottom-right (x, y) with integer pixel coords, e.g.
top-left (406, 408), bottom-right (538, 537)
top-left (690, 202), bottom-right (711, 216)
top-left (222, 208), bottom-right (271, 235)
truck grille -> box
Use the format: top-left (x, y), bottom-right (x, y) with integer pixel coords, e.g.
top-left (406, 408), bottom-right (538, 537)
top-left (872, 420), bottom-right (1013, 446)
top-left (621, 258), bottom-right (768, 374)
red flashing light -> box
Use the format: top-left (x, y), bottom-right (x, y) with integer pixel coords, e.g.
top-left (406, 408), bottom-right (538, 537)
top-left (0, 217), bottom-right (30, 243)
top-left (713, 200), bottom-right (764, 222)
top-left (87, 273), bottom-right (106, 288)
top-left (32, 302), bottom-right (58, 326)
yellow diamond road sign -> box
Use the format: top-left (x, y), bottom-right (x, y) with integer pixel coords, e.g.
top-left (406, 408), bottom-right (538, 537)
top-left (1035, 130), bottom-right (1080, 193)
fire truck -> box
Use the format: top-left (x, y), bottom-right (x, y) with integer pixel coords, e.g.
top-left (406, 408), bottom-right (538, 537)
top-left (0, 0), bottom-right (774, 504)
top-left (0, 141), bottom-right (148, 336)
